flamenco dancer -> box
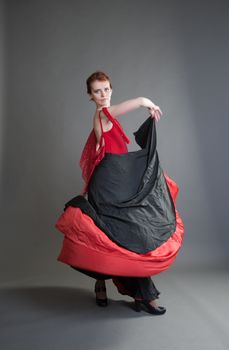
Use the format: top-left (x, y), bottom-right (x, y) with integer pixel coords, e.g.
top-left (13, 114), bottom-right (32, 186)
top-left (55, 71), bottom-right (184, 315)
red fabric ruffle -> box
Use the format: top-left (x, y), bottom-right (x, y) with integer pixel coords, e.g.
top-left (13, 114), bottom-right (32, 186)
top-left (79, 129), bottom-right (105, 195)
top-left (55, 173), bottom-right (184, 277)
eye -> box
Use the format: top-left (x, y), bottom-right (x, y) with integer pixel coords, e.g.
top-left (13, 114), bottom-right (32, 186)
top-left (105, 88), bottom-right (110, 91)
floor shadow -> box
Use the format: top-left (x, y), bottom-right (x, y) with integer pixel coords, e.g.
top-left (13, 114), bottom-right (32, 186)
top-left (0, 286), bottom-right (140, 321)
top-left (0, 286), bottom-right (142, 350)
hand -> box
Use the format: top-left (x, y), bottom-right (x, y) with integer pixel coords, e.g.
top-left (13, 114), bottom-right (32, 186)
top-left (148, 105), bottom-right (163, 122)
top-left (141, 98), bottom-right (163, 122)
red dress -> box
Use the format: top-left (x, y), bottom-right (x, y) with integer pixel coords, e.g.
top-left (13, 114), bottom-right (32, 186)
top-left (98, 109), bottom-right (129, 154)
top-left (55, 107), bottom-right (184, 278)
top-left (78, 108), bottom-right (130, 195)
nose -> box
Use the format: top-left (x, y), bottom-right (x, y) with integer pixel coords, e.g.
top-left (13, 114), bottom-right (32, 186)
top-left (101, 90), bottom-right (106, 97)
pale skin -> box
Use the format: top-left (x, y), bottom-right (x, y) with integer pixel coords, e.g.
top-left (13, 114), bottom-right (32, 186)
top-left (89, 79), bottom-right (163, 308)
top-left (89, 80), bottom-right (163, 152)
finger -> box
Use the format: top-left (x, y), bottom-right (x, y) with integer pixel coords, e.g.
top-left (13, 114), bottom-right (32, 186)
top-left (153, 113), bottom-right (158, 122)
top-left (150, 109), bottom-right (154, 117)
top-left (155, 112), bottom-right (160, 121)
top-left (155, 111), bottom-right (160, 120)
top-left (155, 106), bottom-right (162, 116)
top-left (153, 111), bottom-right (158, 120)
top-left (157, 107), bottom-right (162, 115)
top-left (153, 111), bottom-right (158, 121)
top-left (155, 108), bottom-right (162, 117)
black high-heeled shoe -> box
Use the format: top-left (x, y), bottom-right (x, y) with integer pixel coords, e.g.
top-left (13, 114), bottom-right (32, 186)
top-left (134, 299), bottom-right (166, 315)
top-left (94, 283), bottom-right (108, 307)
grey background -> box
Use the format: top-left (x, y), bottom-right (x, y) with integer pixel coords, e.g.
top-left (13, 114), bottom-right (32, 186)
top-left (0, 0), bottom-right (229, 286)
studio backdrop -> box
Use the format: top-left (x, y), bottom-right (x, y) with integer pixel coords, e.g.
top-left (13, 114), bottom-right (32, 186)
top-left (0, 0), bottom-right (229, 285)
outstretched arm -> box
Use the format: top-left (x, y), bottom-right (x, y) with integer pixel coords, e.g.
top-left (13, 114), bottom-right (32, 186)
top-left (107, 97), bottom-right (163, 121)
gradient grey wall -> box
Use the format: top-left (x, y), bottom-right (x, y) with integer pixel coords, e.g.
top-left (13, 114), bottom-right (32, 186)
top-left (1, 0), bottom-right (229, 285)
top-left (0, 0), bottom-right (5, 196)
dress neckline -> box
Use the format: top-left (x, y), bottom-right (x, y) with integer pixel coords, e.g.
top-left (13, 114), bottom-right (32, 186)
top-left (101, 107), bottom-right (130, 144)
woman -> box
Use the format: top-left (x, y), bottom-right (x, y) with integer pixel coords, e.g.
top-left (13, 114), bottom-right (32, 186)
top-left (55, 71), bottom-right (184, 315)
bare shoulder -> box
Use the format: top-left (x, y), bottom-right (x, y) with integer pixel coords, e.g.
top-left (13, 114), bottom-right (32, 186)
top-left (98, 106), bottom-right (119, 120)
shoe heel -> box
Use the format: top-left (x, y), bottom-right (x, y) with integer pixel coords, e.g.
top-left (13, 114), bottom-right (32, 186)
top-left (94, 282), bottom-right (108, 307)
top-left (134, 300), bottom-right (142, 312)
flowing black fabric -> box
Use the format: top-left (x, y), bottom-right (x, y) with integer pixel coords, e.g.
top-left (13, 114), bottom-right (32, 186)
top-left (64, 116), bottom-right (176, 254)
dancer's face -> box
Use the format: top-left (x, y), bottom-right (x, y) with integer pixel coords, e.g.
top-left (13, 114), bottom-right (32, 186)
top-left (89, 80), bottom-right (112, 108)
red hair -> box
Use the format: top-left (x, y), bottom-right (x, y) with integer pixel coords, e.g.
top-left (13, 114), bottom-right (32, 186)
top-left (86, 71), bottom-right (112, 94)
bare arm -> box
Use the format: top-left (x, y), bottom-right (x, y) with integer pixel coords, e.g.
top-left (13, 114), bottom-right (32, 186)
top-left (107, 97), bottom-right (162, 121)
top-left (93, 112), bottom-right (105, 152)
